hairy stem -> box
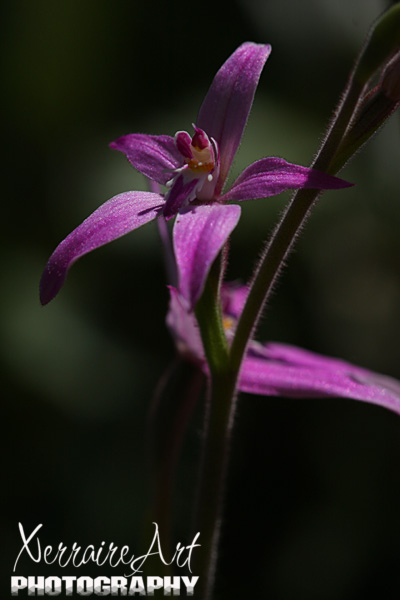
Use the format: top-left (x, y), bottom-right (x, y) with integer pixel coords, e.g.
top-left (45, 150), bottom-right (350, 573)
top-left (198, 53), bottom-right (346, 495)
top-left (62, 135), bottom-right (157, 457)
top-left (229, 187), bottom-right (318, 371)
top-left (194, 257), bottom-right (238, 599)
top-left (229, 42), bottom-right (370, 371)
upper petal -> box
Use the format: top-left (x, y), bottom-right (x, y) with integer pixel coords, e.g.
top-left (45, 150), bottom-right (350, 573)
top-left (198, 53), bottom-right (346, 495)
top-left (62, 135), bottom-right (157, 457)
top-left (173, 203), bottom-right (241, 309)
top-left (40, 191), bottom-right (163, 305)
top-left (110, 134), bottom-right (182, 185)
top-left (221, 157), bottom-right (353, 202)
top-left (197, 42), bottom-right (271, 195)
top-left (238, 342), bottom-right (400, 415)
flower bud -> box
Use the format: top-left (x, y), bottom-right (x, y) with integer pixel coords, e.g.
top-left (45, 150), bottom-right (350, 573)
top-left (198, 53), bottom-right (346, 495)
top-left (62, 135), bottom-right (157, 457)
top-left (381, 52), bottom-right (400, 101)
top-left (354, 4), bottom-right (400, 86)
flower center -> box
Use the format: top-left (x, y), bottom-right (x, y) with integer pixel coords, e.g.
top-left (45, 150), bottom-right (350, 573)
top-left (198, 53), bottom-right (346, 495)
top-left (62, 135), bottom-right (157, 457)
top-left (187, 147), bottom-right (214, 173)
top-left (223, 316), bottom-right (235, 333)
top-left (175, 125), bottom-right (216, 176)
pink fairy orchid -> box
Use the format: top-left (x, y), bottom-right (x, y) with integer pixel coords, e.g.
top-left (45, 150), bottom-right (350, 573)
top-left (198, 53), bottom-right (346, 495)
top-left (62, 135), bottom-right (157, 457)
top-left (40, 42), bottom-right (352, 308)
top-left (167, 284), bottom-right (400, 415)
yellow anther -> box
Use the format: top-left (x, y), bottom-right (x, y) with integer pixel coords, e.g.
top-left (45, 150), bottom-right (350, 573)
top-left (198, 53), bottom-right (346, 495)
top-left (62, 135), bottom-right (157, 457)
top-left (186, 143), bottom-right (214, 174)
top-left (222, 316), bottom-right (235, 332)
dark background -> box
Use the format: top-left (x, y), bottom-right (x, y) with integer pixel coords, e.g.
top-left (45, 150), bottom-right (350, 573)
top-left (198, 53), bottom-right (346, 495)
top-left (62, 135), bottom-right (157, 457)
top-left (2, 1), bottom-right (400, 598)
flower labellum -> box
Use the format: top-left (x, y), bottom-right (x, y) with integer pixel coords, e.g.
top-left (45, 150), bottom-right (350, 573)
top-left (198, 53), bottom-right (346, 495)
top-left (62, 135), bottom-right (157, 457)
top-left (162, 126), bottom-right (220, 218)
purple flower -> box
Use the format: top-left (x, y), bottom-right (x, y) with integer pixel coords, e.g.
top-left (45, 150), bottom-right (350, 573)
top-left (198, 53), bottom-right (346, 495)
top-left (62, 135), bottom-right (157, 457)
top-left (40, 43), bottom-right (352, 307)
top-left (167, 284), bottom-right (400, 415)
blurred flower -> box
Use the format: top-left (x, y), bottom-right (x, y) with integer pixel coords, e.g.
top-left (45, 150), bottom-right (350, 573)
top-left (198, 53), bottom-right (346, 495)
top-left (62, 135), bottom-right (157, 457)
top-left (167, 284), bottom-right (400, 415)
top-left (331, 50), bottom-right (400, 172)
top-left (40, 43), bottom-right (351, 308)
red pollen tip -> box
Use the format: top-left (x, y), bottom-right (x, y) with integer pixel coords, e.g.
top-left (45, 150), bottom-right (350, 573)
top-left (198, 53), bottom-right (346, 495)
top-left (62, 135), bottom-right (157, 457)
top-left (191, 128), bottom-right (208, 150)
top-left (175, 131), bottom-right (193, 159)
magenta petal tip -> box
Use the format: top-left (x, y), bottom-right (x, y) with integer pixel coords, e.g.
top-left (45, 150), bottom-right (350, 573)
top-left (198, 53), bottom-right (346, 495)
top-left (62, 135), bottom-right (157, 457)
top-left (40, 191), bottom-right (163, 305)
top-left (222, 158), bottom-right (353, 203)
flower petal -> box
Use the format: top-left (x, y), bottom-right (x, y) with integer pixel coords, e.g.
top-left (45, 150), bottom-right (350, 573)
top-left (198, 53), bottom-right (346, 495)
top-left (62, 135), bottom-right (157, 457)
top-left (166, 287), bottom-right (205, 362)
top-left (239, 342), bottom-right (400, 415)
top-left (221, 157), bottom-right (353, 202)
top-left (197, 42), bottom-right (271, 194)
top-left (173, 203), bottom-right (241, 309)
top-left (221, 283), bottom-right (249, 319)
top-left (40, 192), bottom-right (163, 305)
top-left (110, 134), bottom-right (182, 185)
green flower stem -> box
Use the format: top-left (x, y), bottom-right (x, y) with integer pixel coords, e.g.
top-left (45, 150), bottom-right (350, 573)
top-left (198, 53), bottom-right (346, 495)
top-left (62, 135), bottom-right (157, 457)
top-left (229, 187), bottom-right (319, 372)
top-left (192, 370), bottom-right (238, 600)
top-left (195, 257), bottom-right (230, 375)
top-left (312, 79), bottom-right (365, 173)
top-left (194, 257), bottom-right (238, 600)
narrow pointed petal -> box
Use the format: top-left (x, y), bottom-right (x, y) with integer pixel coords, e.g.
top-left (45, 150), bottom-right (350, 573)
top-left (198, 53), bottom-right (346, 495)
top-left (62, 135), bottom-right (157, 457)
top-left (197, 43), bottom-right (271, 194)
top-left (110, 134), bottom-right (182, 185)
top-left (239, 342), bottom-right (400, 415)
top-left (173, 204), bottom-right (241, 309)
top-left (40, 192), bottom-right (163, 305)
top-left (163, 174), bottom-right (198, 219)
top-left (221, 157), bottom-right (353, 202)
